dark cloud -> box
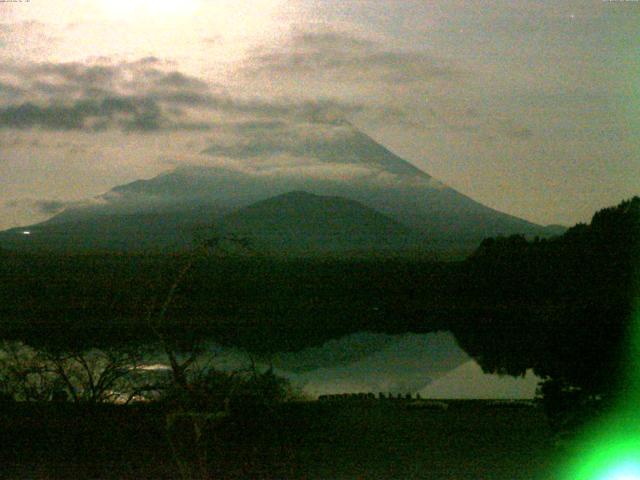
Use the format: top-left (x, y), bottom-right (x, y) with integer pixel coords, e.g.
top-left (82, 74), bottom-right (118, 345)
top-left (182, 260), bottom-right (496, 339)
top-left (423, 105), bottom-right (481, 133)
top-left (0, 54), bottom-right (527, 139)
top-left (33, 200), bottom-right (69, 215)
top-left (30, 62), bottom-right (118, 87)
top-left (0, 81), bottom-right (23, 98)
top-left (147, 89), bottom-right (361, 124)
top-left (506, 128), bottom-right (533, 140)
top-left (422, 104), bottom-right (536, 140)
top-left (201, 123), bottom-right (336, 160)
top-left (153, 71), bottom-right (209, 90)
top-left (0, 59), bottom-right (209, 131)
top-left (244, 31), bottom-right (465, 84)
top-left (495, 119), bottom-right (534, 140)
top-left (201, 120), bottom-right (429, 178)
top-left (232, 119), bottom-right (287, 131)
top-left (0, 59), bottom-right (194, 99)
top-left (0, 93), bottom-right (361, 132)
top-left (504, 126), bottom-right (534, 139)
top-left (228, 29), bottom-right (473, 129)
top-left (0, 96), bottom-right (162, 131)
top-left (295, 32), bottom-right (376, 50)
top-left (5, 199), bottom-right (74, 216)
top-left (0, 58), bottom-right (366, 130)
top-left (230, 98), bottom-right (361, 124)
top-left (0, 102), bottom-right (86, 130)
top-left (131, 56), bottom-right (163, 66)
top-left (148, 91), bottom-right (210, 107)
top-left (7, 60), bottom-right (186, 100)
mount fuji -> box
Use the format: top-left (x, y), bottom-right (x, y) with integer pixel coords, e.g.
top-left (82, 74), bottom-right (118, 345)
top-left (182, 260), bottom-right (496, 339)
top-left (0, 123), bottom-right (563, 255)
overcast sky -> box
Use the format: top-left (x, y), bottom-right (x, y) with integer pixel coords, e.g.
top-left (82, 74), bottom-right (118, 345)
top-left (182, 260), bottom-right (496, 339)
top-left (0, 0), bottom-right (638, 229)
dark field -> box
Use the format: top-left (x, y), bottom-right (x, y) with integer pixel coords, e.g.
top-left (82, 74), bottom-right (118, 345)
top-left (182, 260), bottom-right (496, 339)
top-left (0, 253), bottom-right (460, 352)
top-left (0, 400), bottom-right (559, 479)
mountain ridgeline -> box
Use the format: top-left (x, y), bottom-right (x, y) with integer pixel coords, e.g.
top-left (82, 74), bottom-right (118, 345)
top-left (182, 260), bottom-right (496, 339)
top-left (218, 191), bottom-right (421, 255)
top-left (0, 125), bottom-right (563, 256)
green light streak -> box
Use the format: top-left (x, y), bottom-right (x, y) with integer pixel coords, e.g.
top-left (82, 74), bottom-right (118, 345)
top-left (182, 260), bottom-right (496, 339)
top-left (559, 263), bottom-right (640, 479)
top-left (559, 414), bottom-right (640, 480)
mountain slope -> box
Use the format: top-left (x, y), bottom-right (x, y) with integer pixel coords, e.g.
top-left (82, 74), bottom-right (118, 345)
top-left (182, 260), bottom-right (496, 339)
top-left (418, 361), bottom-right (540, 399)
top-left (0, 208), bottom-right (223, 252)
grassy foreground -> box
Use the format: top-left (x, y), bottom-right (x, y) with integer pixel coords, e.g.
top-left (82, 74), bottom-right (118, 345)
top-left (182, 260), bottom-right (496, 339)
top-left (0, 400), bottom-right (557, 479)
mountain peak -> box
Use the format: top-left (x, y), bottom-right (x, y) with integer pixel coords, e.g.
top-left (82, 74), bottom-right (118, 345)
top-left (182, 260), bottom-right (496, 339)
top-left (217, 190), bottom-right (420, 255)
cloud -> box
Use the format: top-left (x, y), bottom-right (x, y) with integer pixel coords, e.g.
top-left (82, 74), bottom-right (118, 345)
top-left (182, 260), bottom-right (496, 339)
top-left (500, 123), bottom-right (534, 140)
top-left (243, 30), bottom-right (465, 84)
top-left (153, 71), bottom-right (209, 90)
top-left (5, 198), bottom-right (80, 216)
top-left (0, 58), bottom-right (188, 102)
top-left (202, 121), bottom-right (359, 160)
top-left (232, 28), bottom-right (535, 143)
top-left (0, 56), bottom-right (367, 131)
top-left (32, 200), bottom-right (70, 215)
top-left (0, 29), bottom-right (526, 144)
top-left (193, 120), bottom-right (438, 189)
top-left (0, 96), bottom-right (163, 131)
top-left (203, 121), bottom-right (361, 164)
top-left (1, 29), bottom-right (461, 133)
top-left (230, 28), bottom-right (477, 130)
top-left (0, 80), bottom-right (23, 99)
top-left (417, 103), bottom-right (535, 141)
top-left (0, 58), bottom-right (225, 131)
top-left (0, 20), bottom-right (59, 57)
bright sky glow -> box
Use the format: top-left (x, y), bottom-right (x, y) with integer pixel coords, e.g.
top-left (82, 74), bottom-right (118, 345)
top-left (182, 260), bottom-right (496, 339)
top-left (99, 0), bottom-right (201, 19)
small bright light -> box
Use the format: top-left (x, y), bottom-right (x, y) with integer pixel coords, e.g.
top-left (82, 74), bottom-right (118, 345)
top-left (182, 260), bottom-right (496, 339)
top-left (21, 231), bottom-right (31, 235)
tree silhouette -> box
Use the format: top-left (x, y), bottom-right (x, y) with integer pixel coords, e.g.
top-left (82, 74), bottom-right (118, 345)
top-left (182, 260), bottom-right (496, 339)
top-left (453, 197), bottom-right (640, 406)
